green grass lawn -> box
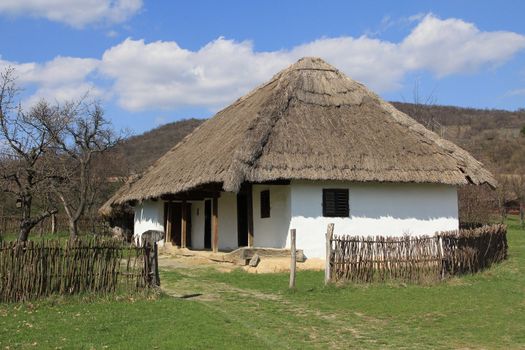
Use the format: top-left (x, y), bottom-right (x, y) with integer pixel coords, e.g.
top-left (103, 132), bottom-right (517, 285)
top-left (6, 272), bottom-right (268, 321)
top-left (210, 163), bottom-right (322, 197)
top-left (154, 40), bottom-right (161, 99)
top-left (1, 217), bottom-right (524, 349)
top-left (1, 231), bottom-right (96, 243)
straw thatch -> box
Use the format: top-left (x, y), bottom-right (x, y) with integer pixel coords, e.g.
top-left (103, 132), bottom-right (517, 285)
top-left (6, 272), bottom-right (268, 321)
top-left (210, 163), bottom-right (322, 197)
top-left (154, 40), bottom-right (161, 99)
top-left (109, 57), bottom-right (496, 205)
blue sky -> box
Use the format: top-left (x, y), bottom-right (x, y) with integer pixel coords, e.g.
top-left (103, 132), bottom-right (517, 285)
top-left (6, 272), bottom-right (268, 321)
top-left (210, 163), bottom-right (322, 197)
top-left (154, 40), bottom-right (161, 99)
top-left (0, 1), bottom-right (524, 135)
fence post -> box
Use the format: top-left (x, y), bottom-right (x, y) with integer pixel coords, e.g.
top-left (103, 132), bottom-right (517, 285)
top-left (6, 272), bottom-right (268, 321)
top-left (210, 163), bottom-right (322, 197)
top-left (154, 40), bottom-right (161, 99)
top-left (325, 223), bottom-right (334, 285)
top-left (51, 214), bottom-right (57, 235)
top-left (152, 242), bottom-right (160, 286)
top-left (438, 235), bottom-right (445, 280)
top-left (289, 229), bottom-right (296, 289)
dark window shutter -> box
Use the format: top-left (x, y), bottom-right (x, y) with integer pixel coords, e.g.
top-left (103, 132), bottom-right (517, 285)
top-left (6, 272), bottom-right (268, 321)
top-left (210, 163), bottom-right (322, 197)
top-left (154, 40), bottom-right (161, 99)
top-left (323, 189), bottom-right (349, 217)
top-left (260, 190), bottom-right (270, 218)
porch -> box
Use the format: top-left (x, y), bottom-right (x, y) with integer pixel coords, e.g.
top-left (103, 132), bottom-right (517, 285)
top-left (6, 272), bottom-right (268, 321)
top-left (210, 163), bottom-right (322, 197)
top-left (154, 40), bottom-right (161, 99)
top-left (145, 181), bottom-right (290, 253)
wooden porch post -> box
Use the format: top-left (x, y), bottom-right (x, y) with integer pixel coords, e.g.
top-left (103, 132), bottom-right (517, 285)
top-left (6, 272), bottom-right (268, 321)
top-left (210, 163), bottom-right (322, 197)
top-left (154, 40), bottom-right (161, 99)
top-left (247, 183), bottom-right (254, 247)
top-left (181, 199), bottom-right (187, 248)
top-left (212, 196), bottom-right (219, 253)
top-left (166, 202), bottom-right (172, 243)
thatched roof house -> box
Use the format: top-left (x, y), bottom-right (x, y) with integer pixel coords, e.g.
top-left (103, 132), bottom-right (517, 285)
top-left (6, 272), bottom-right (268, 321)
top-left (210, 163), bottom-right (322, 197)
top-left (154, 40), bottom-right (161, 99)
top-left (104, 57), bottom-right (494, 258)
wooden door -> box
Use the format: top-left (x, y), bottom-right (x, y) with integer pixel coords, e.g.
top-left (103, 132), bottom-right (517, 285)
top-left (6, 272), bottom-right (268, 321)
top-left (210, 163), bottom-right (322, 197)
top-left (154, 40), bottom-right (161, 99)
top-left (237, 193), bottom-right (248, 247)
top-left (204, 200), bottom-right (212, 249)
top-left (185, 203), bottom-right (192, 248)
top-left (164, 202), bottom-right (192, 247)
top-left (171, 202), bottom-right (182, 246)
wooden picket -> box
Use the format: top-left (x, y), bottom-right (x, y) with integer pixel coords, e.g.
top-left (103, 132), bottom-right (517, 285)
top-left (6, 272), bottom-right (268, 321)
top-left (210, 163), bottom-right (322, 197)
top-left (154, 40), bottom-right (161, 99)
top-left (0, 239), bottom-right (157, 303)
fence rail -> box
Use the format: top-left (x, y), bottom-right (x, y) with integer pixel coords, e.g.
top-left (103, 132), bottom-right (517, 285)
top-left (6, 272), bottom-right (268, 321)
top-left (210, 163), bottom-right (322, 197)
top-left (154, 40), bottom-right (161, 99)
top-left (326, 224), bottom-right (507, 284)
top-left (0, 239), bottom-right (158, 303)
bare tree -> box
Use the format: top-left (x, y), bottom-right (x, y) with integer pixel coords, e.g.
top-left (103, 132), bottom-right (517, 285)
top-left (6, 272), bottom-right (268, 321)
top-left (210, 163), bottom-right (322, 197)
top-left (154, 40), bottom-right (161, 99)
top-left (37, 100), bottom-right (121, 237)
top-left (510, 173), bottom-right (525, 227)
top-left (0, 68), bottom-right (57, 241)
top-left (401, 79), bottom-right (446, 136)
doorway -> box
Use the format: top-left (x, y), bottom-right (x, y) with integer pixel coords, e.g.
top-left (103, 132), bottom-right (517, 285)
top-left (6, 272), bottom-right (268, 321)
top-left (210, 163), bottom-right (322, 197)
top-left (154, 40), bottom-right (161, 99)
top-left (204, 200), bottom-right (212, 249)
top-left (164, 202), bottom-right (192, 247)
top-left (237, 193), bottom-right (249, 247)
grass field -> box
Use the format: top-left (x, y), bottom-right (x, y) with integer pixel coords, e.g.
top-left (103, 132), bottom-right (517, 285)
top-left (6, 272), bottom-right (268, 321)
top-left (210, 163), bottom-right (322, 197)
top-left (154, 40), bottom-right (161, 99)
top-left (1, 217), bottom-right (524, 349)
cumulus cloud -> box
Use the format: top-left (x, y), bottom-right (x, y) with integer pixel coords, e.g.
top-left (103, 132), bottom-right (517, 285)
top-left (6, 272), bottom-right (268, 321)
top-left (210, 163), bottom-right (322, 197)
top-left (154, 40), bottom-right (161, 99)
top-left (0, 56), bottom-right (102, 106)
top-left (1, 14), bottom-right (525, 111)
top-left (0, 0), bottom-right (142, 28)
top-left (100, 38), bottom-right (289, 110)
top-left (399, 15), bottom-right (525, 76)
top-left (98, 14), bottom-right (525, 111)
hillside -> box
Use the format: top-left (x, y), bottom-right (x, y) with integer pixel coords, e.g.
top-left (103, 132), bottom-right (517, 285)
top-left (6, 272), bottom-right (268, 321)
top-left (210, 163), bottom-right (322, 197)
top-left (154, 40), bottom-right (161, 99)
top-left (392, 102), bottom-right (525, 174)
top-left (113, 103), bottom-right (525, 176)
top-left (113, 118), bottom-right (205, 174)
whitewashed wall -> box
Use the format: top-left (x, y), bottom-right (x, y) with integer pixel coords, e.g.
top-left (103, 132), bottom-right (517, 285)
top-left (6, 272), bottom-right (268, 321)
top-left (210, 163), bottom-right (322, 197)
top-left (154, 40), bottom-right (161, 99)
top-left (289, 180), bottom-right (459, 258)
top-left (252, 185), bottom-right (292, 248)
top-left (218, 193), bottom-right (238, 250)
top-left (133, 200), bottom-right (165, 244)
top-left (132, 181), bottom-right (458, 258)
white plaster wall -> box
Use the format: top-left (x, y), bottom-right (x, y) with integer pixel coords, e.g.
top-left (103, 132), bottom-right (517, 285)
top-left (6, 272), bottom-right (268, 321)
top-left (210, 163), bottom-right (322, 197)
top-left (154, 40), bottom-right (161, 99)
top-left (289, 180), bottom-right (459, 259)
top-left (190, 201), bottom-right (205, 249)
top-left (133, 200), bottom-right (165, 244)
top-left (253, 185), bottom-right (292, 249)
top-left (218, 193), bottom-right (238, 250)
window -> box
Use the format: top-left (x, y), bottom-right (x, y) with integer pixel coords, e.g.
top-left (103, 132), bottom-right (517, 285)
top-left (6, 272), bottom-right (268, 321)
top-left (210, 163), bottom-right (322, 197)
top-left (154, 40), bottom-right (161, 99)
top-left (323, 189), bottom-right (349, 217)
top-left (260, 190), bottom-right (270, 218)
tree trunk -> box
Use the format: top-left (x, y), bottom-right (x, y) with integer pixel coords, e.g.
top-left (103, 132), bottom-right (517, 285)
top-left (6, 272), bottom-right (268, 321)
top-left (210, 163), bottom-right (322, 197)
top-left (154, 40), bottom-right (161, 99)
top-left (18, 196), bottom-right (32, 241)
top-left (18, 207), bottom-right (58, 241)
top-left (51, 213), bottom-right (57, 234)
top-left (69, 219), bottom-right (78, 239)
top-left (18, 224), bottom-right (30, 241)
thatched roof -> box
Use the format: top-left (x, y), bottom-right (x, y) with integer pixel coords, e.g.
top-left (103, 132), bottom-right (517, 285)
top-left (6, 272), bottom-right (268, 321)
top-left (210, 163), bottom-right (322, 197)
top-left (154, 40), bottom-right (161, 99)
top-left (109, 57), bottom-right (496, 206)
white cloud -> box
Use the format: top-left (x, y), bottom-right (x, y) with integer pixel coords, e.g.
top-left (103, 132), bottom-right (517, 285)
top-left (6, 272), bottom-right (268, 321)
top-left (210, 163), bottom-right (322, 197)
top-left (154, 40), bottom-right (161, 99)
top-left (0, 56), bottom-right (102, 106)
top-left (98, 14), bottom-right (525, 111)
top-left (0, 0), bottom-right (142, 28)
top-left (1, 14), bottom-right (525, 112)
top-left (399, 14), bottom-right (525, 76)
top-left (99, 37), bottom-right (290, 110)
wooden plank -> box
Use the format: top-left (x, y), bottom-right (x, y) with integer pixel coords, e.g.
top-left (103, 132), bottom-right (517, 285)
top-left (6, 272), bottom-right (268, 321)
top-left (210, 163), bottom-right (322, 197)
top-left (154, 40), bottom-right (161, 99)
top-left (247, 183), bottom-right (254, 247)
top-left (238, 248), bottom-right (305, 261)
top-left (212, 197), bottom-right (218, 253)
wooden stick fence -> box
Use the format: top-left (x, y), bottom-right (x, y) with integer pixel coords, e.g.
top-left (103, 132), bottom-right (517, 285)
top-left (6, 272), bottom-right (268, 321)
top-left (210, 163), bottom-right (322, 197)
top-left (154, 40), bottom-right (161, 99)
top-left (326, 224), bottom-right (507, 284)
top-left (440, 224), bottom-right (507, 275)
top-left (0, 239), bottom-right (158, 303)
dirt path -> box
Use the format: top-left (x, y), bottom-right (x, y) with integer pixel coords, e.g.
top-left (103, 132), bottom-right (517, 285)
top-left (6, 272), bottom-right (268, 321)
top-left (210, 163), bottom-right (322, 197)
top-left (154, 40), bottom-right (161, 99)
top-left (157, 256), bottom-right (370, 348)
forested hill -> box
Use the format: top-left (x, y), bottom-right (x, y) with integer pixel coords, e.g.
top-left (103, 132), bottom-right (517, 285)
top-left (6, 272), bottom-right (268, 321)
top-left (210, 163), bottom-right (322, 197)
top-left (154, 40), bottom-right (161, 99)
top-left (112, 118), bottom-right (204, 175)
top-left (392, 102), bottom-right (525, 174)
top-left (113, 103), bottom-right (525, 176)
